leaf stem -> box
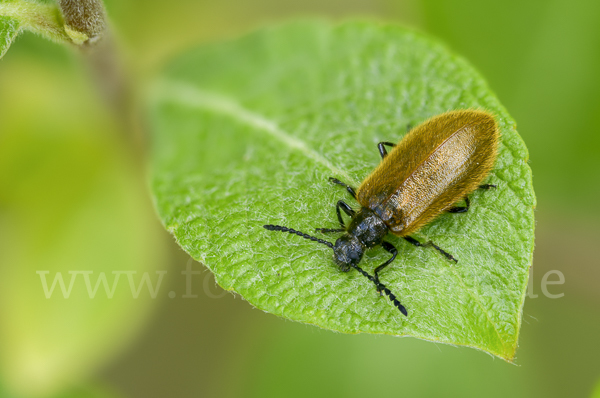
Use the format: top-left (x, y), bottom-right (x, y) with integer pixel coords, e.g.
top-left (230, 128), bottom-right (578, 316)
top-left (56, 0), bottom-right (139, 155)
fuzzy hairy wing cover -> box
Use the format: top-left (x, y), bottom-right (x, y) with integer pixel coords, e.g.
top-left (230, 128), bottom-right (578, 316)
top-left (356, 110), bottom-right (498, 235)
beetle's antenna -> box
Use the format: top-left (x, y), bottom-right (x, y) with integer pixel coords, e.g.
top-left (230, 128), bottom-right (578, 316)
top-left (264, 225), bottom-right (334, 249)
top-left (350, 264), bottom-right (408, 316)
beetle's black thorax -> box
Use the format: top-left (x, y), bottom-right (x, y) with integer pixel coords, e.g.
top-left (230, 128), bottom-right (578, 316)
top-left (347, 207), bottom-right (389, 248)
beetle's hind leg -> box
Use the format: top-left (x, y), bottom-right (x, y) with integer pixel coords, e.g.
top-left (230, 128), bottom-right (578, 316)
top-left (447, 185), bottom-right (497, 213)
top-left (328, 177), bottom-right (357, 199)
top-left (377, 142), bottom-right (396, 159)
top-left (479, 184), bottom-right (497, 190)
top-left (374, 242), bottom-right (398, 295)
top-left (448, 197), bottom-right (470, 213)
top-left (404, 236), bottom-right (458, 263)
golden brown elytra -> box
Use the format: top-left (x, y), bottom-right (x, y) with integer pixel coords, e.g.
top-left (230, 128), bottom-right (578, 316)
top-left (264, 109), bottom-right (500, 316)
top-left (357, 109), bottom-right (499, 236)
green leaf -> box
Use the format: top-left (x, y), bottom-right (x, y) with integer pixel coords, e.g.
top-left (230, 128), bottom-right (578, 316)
top-left (0, 0), bottom-right (88, 59)
top-left (0, 15), bottom-right (20, 58)
top-left (149, 20), bottom-right (535, 361)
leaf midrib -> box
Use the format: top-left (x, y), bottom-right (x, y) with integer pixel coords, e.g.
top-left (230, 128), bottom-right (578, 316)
top-left (155, 80), bottom-right (356, 184)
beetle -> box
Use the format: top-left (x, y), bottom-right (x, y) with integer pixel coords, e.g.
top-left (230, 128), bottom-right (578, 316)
top-left (264, 109), bottom-right (499, 316)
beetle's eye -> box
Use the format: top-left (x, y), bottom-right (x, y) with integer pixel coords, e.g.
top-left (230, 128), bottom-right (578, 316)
top-left (333, 249), bottom-right (350, 271)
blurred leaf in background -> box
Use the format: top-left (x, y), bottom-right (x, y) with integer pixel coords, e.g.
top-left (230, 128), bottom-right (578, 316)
top-left (0, 33), bottom-right (166, 397)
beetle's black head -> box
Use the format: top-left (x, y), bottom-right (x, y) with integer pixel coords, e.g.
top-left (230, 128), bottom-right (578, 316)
top-left (333, 234), bottom-right (364, 272)
top-left (263, 223), bottom-right (408, 316)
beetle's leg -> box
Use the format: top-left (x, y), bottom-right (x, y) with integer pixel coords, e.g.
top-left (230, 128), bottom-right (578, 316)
top-left (335, 200), bottom-right (355, 229)
top-left (349, 263), bottom-right (408, 316)
top-left (404, 236), bottom-right (458, 263)
top-left (448, 197), bottom-right (470, 213)
top-left (374, 241), bottom-right (398, 295)
top-left (329, 177), bottom-right (356, 199)
top-left (448, 184), bottom-right (497, 213)
top-left (315, 228), bottom-right (345, 234)
top-left (377, 142), bottom-right (396, 159)
top-left (479, 184), bottom-right (497, 189)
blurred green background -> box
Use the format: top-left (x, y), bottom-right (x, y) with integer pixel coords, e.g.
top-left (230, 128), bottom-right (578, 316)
top-left (1, 0), bottom-right (599, 397)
